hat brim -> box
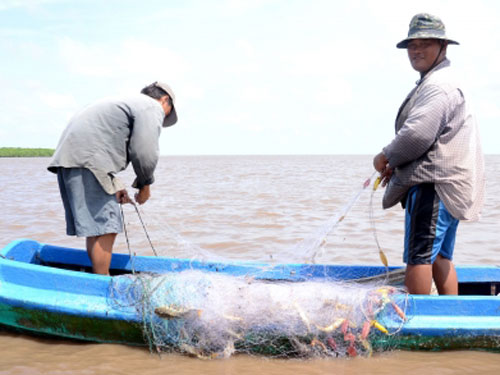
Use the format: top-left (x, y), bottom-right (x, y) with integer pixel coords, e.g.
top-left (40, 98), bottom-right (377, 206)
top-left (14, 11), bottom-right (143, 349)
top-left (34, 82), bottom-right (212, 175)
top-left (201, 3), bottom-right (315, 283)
top-left (163, 106), bottom-right (178, 127)
top-left (396, 36), bottom-right (459, 49)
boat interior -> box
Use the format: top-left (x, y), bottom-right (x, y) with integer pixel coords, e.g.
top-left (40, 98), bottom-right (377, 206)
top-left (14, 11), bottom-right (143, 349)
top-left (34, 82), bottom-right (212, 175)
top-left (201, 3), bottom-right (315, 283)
top-left (3, 240), bottom-right (500, 296)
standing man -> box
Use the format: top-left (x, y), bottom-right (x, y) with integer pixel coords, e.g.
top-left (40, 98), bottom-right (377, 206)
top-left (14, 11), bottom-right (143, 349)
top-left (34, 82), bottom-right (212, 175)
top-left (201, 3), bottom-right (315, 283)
top-left (373, 14), bottom-right (484, 295)
top-left (48, 82), bottom-right (178, 275)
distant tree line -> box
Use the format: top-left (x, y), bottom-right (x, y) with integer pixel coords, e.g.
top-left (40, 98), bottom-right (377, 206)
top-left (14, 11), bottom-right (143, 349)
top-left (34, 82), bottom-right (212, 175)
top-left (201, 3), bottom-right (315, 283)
top-left (0, 147), bottom-right (55, 157)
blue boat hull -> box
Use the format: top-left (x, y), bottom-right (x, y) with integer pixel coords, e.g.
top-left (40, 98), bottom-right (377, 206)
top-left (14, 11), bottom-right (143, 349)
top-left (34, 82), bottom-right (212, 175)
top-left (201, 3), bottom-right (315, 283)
top-left (1, 239), bottom-right (500, 355)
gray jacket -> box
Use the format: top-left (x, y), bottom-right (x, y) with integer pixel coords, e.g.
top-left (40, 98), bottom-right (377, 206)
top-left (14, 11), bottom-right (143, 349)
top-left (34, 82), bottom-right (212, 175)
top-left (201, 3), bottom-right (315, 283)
top-left (48, 94), bottom-right (164, 194)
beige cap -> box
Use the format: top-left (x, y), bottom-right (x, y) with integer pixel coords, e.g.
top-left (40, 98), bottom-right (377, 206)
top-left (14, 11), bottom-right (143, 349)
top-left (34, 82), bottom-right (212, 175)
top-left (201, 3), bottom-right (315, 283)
top-left (154, 81), bottom-right (178, 127)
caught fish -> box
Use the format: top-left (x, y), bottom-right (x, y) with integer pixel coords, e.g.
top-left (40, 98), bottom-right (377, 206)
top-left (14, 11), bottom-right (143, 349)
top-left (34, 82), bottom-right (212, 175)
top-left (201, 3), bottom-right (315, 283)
top-left (154, 304), bottom-right (198, 319)
top-left (315, 318), bottom-right (345, 333)
top-left (179, 343), bottom-right (211, 360)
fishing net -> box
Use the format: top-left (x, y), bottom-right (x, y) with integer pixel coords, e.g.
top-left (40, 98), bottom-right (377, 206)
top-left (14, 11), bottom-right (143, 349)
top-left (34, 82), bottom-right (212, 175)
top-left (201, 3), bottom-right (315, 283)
top-left (110, 270), bottom-right (408, 359)
top-left (109, 172), bottom-right (409, 359)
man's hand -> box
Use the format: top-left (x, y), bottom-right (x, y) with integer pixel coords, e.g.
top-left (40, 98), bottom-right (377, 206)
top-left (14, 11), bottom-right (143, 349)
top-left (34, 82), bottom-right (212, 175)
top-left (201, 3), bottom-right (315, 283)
top-left (135, 185), bottom-right (151, 205)
top-left (380, 167), bottom-right (393, 187)
top-left (373, 152), bottom-right (388, 173)
top-left (116, 189), bottom-right (132, 204)
top-left (373, 152), bottom-right (393, 187)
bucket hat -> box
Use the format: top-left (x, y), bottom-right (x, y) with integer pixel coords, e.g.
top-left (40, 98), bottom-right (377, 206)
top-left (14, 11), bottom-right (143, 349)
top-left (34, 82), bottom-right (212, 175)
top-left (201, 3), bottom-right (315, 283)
top-left (153, 81), bottom-right (178, 127)
top-left (396, 13), bottom-right (459, 49)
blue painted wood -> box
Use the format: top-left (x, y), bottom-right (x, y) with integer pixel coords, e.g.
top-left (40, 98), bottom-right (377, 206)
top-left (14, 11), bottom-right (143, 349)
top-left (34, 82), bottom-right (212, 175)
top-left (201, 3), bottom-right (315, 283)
top-left (1, 239), bottom-right (500, 350)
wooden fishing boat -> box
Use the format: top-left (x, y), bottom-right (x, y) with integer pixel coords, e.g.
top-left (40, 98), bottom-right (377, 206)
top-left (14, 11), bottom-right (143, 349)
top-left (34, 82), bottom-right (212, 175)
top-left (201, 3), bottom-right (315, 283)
top-left (1, 239), bottom-right (500, 356)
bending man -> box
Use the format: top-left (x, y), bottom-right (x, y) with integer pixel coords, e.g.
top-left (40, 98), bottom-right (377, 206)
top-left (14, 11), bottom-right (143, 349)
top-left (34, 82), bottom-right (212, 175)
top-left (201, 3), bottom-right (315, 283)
top-left (49, 82), bottom-right (178, 275)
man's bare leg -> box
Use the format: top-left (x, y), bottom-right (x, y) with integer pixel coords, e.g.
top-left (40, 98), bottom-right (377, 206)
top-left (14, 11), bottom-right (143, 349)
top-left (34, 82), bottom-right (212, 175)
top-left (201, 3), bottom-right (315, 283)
top-left (432, 254), bottom-right (458, 295)
top-left (86, 233), bottom-right (117, 275)
top-left (405, 264), bottom-right (433, 294)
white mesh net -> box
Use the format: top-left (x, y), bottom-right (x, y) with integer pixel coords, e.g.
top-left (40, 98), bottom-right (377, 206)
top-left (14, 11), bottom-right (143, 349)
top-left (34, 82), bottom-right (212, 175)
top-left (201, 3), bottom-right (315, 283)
top-left (110, 270), bottom-right (408, 358)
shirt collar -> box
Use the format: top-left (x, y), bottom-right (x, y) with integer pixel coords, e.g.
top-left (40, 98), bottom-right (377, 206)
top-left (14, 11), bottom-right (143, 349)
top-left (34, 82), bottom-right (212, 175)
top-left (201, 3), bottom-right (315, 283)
top-left (416, 58), bottom-right (451, 85)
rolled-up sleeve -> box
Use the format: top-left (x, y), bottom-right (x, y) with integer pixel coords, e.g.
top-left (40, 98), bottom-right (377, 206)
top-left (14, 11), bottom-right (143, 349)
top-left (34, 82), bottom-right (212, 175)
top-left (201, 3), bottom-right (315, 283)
top-left (384, 84), bottom-right (449, 168)
top-left (128, 105), bottom-right (163, 189)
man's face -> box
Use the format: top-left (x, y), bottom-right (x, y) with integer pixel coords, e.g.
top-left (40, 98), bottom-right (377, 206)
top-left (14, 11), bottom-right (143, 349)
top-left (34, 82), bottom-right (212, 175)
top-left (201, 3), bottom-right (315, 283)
top-left (407, 39), bottom-right (444, 73)
top-left (160, 95), bottom-right (173, 116)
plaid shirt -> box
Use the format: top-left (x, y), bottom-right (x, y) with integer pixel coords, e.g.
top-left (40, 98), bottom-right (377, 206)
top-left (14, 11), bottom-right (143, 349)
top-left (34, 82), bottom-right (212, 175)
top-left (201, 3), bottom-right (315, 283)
top-left (382, 59), bottom-right (485, 221)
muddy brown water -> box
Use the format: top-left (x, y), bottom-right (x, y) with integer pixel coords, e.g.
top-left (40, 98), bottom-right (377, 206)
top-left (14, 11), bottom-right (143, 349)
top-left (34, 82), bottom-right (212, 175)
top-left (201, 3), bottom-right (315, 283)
top-left (1, 156), bottom-right (499, 374)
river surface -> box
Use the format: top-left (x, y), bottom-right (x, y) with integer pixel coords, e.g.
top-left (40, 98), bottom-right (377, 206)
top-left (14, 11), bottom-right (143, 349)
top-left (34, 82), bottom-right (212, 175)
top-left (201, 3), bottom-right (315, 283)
top-left (0, 155), bottom-right (499, 374)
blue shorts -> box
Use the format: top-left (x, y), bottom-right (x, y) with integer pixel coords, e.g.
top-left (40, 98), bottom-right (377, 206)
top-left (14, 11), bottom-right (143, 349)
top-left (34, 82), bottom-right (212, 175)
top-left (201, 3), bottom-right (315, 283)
top-left (404, 184), bottom-right (459, 265)
top-left (57, 168), bottom-right (123, 237)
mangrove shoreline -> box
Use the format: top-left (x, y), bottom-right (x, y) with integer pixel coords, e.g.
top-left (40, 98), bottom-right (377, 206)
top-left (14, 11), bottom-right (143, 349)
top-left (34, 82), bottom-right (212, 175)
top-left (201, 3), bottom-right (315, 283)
top-left (0, 147), bottom-right (55, 157)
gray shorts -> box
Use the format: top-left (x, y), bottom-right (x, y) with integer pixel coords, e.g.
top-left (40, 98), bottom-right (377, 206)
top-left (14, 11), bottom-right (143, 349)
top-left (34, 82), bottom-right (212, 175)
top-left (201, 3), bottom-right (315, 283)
top-left (57, 168), bottom-right (123, 237)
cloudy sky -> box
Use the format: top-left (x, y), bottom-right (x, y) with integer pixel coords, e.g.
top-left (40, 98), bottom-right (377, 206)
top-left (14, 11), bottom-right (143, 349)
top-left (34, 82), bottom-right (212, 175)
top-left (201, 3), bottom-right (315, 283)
top-left (1, 0), bottom-right (498, 155)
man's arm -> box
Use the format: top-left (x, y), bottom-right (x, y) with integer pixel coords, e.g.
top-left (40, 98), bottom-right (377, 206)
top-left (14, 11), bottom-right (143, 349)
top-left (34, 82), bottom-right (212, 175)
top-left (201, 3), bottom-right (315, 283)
top-left (128, 106), bottom-right (163, 192)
